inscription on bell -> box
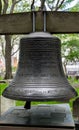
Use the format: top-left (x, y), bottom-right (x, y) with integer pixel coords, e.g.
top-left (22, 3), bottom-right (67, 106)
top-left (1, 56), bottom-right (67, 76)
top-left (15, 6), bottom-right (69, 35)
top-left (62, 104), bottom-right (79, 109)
top-left (12, 88), bottom-right (67, 97)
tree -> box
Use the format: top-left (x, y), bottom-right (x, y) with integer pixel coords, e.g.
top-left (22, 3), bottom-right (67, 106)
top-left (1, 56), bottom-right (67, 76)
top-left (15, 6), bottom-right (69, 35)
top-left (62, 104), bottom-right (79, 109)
top-left (56, 34), bottom-right (79, 75)
top-left (0, 0), bottom-right (21, 79)
top-left (0, 0), bottom-right (32, 79)
top-left (30, 0), bottom-right (79, 11)
top-left (45, 0), bottom-right (79, 11)
top-left (62, 36), bottom-right (79, 63)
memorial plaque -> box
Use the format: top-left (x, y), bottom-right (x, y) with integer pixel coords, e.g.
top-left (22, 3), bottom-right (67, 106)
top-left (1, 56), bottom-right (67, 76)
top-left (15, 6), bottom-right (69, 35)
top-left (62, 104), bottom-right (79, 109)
top-left (0, 104), bottom-right (75, 130)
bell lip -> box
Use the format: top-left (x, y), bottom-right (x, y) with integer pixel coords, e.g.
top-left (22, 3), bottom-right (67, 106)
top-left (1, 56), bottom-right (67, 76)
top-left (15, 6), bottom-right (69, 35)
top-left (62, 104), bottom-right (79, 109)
top-left (2, 91), bottom-right (77, 102)
top-left (2, 83), bottom-right (78, 102)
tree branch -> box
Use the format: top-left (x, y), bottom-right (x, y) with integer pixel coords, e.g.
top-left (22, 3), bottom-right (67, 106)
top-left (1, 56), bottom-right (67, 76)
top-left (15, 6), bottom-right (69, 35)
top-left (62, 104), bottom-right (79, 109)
top-left (1, 42), bottom-right (5, 57)
top-left (40, 0), bottom-right (46, 10)
top-left (55, 0), bottom-right (65, 11)
top-left (31, 0), bottom-right (35, 10)
top-left (46, 0), bottom-right (55, 10)
top-left (3, 0), bottom-right (8, 14)
top-left (55, 0), bottom-right (60, 10)
top-left (10, 0), bottom-right (21, 13)
top-left (11, 35), bottom-right (19, 50)
top-left (0, 36), bottom-right (5, 57)
top-left (0, 0), bottom-right (2, 14)
top-left (11, 47), bottom-right (19, 56)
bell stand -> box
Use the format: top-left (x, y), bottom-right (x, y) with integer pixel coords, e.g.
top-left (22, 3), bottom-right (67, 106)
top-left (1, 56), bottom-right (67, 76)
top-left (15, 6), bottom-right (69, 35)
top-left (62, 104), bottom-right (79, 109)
top-left (24, 6), bottom-right (47, 110)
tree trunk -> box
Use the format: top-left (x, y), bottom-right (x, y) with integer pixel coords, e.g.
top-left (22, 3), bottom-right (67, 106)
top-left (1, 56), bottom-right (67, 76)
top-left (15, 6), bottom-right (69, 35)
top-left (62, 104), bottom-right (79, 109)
top-left (4, 35), bottom-right (12, 79)
top-left (2, 0), bottom-right (21, 79)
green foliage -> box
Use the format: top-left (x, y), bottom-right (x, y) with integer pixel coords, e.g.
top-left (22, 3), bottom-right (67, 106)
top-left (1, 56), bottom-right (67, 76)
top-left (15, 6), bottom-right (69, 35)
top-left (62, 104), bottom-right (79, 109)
top-left (56, 34), bottom-right (79, 63)
top-left (75, 87), bottom-right (79, 96)
top-left (46, 0), bottom-right (79, 11)
top-left (68, 77), bottom-right (79, 85)
top-left (70, 3), bottom-right (79, 11)
top-left (63, 39), bottom-right (79, 62)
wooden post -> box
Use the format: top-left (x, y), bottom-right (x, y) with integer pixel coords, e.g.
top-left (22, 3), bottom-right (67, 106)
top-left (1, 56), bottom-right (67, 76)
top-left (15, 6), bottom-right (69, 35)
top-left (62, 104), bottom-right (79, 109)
top-left (73, 97), bottom-right (79, 130)
top-left (73, 98), bottom-right (79, 120)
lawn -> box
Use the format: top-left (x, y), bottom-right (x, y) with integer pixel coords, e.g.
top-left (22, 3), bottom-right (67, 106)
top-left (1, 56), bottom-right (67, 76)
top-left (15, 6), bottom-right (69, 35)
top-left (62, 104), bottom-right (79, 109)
top-left (0, 83), bottom-right (8, 96)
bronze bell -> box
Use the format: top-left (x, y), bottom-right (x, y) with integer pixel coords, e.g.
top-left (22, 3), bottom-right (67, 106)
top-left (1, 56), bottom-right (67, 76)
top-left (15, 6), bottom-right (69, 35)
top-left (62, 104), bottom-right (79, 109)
top-left (2, 32), bottom-right (77, 101)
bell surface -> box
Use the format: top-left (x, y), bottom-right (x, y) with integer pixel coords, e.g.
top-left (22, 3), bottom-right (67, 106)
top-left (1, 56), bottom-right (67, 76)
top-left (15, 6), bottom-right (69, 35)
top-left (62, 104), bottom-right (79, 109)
top-left (3, 32), bottom-right (77, 101)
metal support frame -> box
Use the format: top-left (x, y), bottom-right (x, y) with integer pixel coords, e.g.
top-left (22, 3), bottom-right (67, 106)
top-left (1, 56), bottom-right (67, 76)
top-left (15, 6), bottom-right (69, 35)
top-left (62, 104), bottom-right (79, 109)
top-left (32, 5), bottom-right (47, 32)
top-left (43, 11), bottom-right (46, 32)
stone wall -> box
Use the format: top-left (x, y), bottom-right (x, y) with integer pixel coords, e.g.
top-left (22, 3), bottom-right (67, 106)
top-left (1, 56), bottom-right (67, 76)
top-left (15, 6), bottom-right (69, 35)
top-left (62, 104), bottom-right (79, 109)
top-left (0, 96), bottom-right (15, 115)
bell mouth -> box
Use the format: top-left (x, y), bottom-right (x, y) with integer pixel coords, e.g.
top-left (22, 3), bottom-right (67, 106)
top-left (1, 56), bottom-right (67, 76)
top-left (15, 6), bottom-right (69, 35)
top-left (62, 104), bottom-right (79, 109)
top-left (2, 84), bottom-right (77, 102)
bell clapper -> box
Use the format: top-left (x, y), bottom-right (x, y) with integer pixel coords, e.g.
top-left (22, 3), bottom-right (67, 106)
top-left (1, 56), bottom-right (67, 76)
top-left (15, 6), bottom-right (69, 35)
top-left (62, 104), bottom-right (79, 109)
top-left (24, 101), bottom-right (31, 109)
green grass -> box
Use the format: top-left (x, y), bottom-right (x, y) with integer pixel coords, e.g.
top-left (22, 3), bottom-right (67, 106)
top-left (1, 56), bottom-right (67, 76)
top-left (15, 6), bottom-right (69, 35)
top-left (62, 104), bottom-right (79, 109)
top-left (16, 100), bottom-right (25, 106)
top-left (0, 83), bottom-right (8, 95)
top-left (16, 100), bottom-right (63, 106)
top-left (75, 87), bottom-right (79, 96)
